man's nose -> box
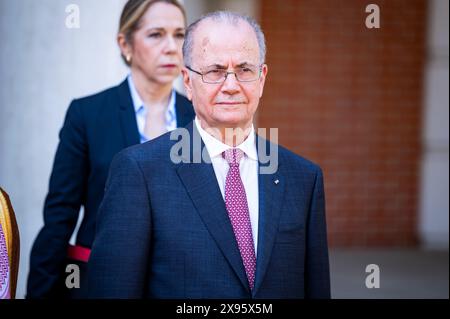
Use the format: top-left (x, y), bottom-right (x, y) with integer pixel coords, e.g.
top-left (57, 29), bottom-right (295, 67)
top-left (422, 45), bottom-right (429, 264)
top-left (221, 72), bottom-right (241, 94)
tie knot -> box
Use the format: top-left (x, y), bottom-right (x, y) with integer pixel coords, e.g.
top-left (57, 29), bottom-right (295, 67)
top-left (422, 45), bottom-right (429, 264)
top-left (223, 148), bottom-right (245, 166)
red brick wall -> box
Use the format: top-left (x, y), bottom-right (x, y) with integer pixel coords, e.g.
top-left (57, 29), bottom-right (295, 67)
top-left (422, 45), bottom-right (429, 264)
top-left (258, 0), bottom-right (427, 246)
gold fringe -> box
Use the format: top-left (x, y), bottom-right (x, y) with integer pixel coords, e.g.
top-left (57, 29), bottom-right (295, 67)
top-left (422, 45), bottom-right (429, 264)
top-left (0, 187), bottom-right (20, 299)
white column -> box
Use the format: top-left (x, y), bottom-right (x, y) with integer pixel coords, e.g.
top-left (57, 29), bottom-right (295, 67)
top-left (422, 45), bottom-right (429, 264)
top-left (419, 0), bottom-right (449, 249)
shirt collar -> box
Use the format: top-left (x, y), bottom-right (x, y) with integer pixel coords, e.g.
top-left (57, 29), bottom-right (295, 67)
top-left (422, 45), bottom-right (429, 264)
top-left (127, 74), bottom-right (176, 123)
top-left (194, 116), bottom-right (258, 161)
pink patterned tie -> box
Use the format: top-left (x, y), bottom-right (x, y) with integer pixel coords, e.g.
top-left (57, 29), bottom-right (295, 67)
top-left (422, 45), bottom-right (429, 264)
top-left (223, 148), bottom-right (256, 290)
top-left (0, 223), bottom-right (10, 299)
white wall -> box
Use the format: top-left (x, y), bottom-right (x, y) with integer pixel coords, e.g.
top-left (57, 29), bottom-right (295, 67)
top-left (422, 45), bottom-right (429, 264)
top-left (0, 0), bottom-right (129, 298)
top-left (419, 0), bottom-right (449, 249)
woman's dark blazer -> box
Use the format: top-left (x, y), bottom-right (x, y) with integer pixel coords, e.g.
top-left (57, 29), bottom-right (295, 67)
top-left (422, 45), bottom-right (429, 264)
top-left (27, 78), bottom-right (195, 298)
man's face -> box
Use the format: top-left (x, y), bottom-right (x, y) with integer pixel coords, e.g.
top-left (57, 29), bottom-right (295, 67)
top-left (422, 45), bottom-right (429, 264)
top-left (182, 20), bottom-right (268, 131)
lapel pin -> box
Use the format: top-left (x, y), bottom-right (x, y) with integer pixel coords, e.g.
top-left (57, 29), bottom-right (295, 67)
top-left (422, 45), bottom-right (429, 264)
top-left (274, 179), bottom-right (279, 185)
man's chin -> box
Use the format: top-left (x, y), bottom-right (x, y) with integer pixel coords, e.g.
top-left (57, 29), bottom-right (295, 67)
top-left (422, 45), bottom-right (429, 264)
top-left (212, 116), bottom-right (250, 129)
top-left (215, 103), bottom-right (246, 110)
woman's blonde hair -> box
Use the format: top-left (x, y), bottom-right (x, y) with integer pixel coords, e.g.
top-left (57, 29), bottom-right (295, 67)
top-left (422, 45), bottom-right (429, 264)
top-left (119, 0), bottom-right (186, 66)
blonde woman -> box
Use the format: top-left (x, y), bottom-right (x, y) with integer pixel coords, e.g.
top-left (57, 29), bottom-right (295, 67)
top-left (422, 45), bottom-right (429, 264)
top-left (27, 0), bottom-right (194, 298)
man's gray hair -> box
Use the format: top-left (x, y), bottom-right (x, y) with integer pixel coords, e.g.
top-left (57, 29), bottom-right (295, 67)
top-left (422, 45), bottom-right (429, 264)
top-left (182, 11), bottom-right (266, 67)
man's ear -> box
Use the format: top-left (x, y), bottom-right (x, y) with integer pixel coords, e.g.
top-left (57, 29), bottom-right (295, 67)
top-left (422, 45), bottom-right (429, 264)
top-left (182, 68), bottom-right (193, 101)
top-left (259, 64), bottom-right (268, 98)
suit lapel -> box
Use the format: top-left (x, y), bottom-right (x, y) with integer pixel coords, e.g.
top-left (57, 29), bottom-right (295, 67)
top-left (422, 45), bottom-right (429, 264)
top-left (253, 137), bottom-right (285, 296)
top-left (175, 123), bottom-right (251, 293)
top-left (117, 79), bottom-right (140, 147)
top-left (117, 82), bottom-right (193, 147)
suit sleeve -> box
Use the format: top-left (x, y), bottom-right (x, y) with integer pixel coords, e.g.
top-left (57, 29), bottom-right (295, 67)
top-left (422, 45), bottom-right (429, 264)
top-left (305, 167), bottom-right (331, 299)
top-left (27, 100), bottom-right (88, 298)
top-left (87, 150), bottom-right (151, 298)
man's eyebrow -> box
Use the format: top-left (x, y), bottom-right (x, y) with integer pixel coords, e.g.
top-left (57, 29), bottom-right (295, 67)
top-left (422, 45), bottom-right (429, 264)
top-left (205, 62), bottom-right (256, 69)
top-left (236, 62), bottom-right (256, 67)
top-left (205, 64), bottom-right (228, 69)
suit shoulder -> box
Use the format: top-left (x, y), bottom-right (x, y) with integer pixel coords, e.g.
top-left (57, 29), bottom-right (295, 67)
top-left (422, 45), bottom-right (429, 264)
top-left (68, 82), bottom-right (122, 113)
top-left (114, 130), bottom-right (179, 164)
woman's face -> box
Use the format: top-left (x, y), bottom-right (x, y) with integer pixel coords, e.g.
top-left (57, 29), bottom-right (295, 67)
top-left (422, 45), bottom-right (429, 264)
top-left (129, 2), bottom-right (185, 85)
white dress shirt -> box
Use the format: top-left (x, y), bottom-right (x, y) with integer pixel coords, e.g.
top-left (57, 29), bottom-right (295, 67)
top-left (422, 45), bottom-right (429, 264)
top-left (128, 75), bottom-right (177, 143)
top-left (194, 117), bottom-right (259, 255)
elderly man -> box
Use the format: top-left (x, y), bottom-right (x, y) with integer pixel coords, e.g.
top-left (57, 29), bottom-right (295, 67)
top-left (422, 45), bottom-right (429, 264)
top-left (87, 11), bottom-right (330, 299)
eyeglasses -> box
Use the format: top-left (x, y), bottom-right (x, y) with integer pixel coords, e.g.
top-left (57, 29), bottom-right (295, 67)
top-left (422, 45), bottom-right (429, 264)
top-left (185, 64), bottom-right (263, 84)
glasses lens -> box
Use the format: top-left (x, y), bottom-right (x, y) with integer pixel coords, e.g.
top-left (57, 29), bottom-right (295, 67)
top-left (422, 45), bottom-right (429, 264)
top-left (201, 65), bottom-right (261, 83)
top-left (203, 69), bottom-right (227, 83)
top-left (236, 66), bottom-right (258, 82)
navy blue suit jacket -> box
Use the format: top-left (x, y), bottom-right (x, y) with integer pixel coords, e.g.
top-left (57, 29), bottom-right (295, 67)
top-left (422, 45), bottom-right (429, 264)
top-left (87, 122), bottom-right (330, 298)
top-left (27, 79), bottom-right (195, 298)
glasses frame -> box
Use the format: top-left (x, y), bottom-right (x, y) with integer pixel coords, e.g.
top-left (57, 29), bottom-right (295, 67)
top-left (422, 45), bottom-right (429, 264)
top-left (185, 65), bottom-right (263, 84)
